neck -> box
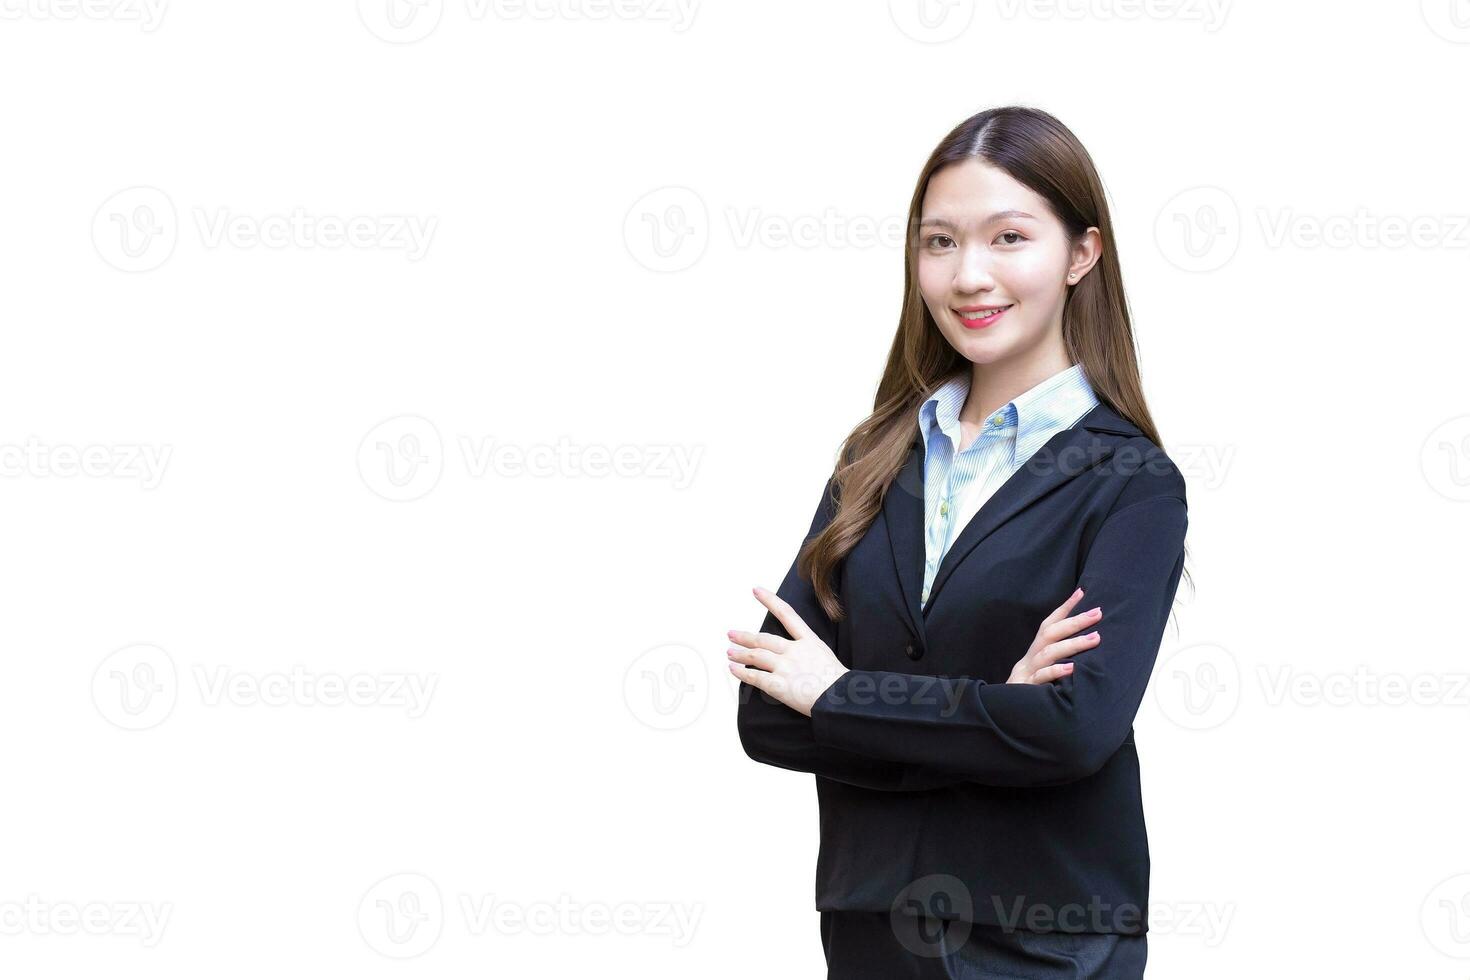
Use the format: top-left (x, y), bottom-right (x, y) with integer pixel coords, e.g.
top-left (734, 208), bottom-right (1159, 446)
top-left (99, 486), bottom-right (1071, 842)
top-left (961, 340), bottom-right (1073, 425)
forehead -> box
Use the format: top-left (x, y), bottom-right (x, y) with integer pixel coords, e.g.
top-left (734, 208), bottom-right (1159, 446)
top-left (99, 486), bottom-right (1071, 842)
top-left (920, 158), bottom-right (1052, 227)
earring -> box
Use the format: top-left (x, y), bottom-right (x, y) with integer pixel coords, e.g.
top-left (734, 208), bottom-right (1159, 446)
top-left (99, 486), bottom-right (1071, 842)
top-left (1068, 273), bottom-right (1076, 281)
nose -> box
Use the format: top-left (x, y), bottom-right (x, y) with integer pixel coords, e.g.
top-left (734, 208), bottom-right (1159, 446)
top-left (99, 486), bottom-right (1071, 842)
top-left (952, 243), bottom-right (996, 295)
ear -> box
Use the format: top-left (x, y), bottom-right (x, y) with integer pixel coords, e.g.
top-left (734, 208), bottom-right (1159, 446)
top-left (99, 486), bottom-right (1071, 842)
top-left (1067, 227), bottom-right (1103, 283)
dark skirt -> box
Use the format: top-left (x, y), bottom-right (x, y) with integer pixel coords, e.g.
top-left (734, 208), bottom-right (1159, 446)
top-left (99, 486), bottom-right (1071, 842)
top-left (820, 909), bottom-right (1147, 979)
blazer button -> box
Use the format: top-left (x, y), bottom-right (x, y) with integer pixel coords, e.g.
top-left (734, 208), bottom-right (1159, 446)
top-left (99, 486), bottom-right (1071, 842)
top-left (905, 642), bottom-right (921, 660)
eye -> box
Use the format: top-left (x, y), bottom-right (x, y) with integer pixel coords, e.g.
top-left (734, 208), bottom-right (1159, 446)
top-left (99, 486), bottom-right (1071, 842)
top-left (995, 231), bottom-right (1026, 246)
top-left (925, 234), bottom-right (955, 249)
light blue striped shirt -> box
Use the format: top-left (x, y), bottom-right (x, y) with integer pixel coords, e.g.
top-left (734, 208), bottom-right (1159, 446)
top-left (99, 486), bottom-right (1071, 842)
top-left (917, 362), bottom-right (1099, 606)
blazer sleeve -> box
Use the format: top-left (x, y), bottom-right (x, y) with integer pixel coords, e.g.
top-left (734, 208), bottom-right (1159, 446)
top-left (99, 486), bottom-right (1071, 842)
top-left (808, 463), bottom-right (1189, 789)
top-left (736, 475), bottom-right (971, 792)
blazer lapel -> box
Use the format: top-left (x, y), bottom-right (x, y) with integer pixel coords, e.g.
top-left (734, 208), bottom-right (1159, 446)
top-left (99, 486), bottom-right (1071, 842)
top-left (884, 400), bottom-right (1142, 640)
top-left (883, 435), bottom-right (929, 642)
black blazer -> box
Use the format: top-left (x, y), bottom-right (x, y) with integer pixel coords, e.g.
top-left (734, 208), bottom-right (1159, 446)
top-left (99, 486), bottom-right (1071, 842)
top-left (736, 399), bottom-right (1188, 935)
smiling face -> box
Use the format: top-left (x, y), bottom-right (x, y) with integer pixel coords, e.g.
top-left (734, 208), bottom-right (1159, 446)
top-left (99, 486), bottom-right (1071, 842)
top-left (916, 158), bottom-right (1098, 370)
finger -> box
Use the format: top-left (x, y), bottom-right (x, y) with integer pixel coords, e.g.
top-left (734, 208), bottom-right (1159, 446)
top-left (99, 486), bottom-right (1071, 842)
top-left (731, 659), bottom-right (789, 700)
top-left (728, 659), bottom-right (769, 691)
top-left (1041, 606), bottom-right (1103, 644)
top-left (1040, 587), bottom-right (1087, 627)
top-left (727, 627), bottom-right (791, 656)
top-left (1040, 631), bottom-right (1101, 664)
top-left (1028, 662), bottom-right (1077, 685)
top-left (753, 585), bottom-right (813, 642)
top-left (1059, 606), bottom-right (1103, 636)
top-left (728, 644), bottom-right (777, 673)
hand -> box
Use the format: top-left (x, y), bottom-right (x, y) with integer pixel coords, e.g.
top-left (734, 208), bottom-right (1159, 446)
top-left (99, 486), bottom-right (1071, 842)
top-left (727, 586), bottom-right (848, 717)
top-left (1006, 586), bottom-right (1103, 684)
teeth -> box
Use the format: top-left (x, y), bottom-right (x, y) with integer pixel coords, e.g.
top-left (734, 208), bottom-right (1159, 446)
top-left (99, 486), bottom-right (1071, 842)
top-left (959, 305), bottom-right (1010, 319)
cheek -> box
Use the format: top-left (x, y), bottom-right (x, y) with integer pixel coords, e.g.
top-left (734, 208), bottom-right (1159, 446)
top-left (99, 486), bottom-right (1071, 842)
top-left (999, 250), bottom-right (1065, 298)
top-left (915, 254), bottom-right (949, 300)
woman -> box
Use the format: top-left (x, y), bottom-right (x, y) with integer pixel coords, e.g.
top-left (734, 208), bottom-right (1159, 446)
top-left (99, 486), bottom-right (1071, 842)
top-left (728, 106), bottom-right (1192, 979)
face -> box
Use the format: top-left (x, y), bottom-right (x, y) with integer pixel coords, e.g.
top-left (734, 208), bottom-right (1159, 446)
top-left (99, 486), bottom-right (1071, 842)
top-left (916, 158), bottom-right (1099, 368)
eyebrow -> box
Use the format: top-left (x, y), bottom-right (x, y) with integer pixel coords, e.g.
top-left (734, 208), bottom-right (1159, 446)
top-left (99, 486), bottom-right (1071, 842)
top-left (919, 210), bottom-right (1038, 229)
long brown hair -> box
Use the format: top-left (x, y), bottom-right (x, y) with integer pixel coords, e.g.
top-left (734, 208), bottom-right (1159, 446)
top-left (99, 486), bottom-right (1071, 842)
top-left (801, 105), bottom-right (1193, 621)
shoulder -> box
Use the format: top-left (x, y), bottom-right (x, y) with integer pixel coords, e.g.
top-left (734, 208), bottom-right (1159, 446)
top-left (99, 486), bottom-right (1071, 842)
top-left (1103, 435), bottom-right (1187, 515)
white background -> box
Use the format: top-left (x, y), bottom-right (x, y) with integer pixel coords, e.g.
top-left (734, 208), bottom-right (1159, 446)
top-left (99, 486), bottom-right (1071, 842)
top-left (3, 0), bottom-right (1469, 976)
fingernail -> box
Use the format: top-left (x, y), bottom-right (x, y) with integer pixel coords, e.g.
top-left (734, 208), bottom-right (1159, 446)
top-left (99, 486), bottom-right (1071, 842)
top-left (727, 630), bottom-right (736, 638)
top-left (1089, 631), bottom-right (1100, 640)
top-left (1063, 663), bottom-right (1075, 672)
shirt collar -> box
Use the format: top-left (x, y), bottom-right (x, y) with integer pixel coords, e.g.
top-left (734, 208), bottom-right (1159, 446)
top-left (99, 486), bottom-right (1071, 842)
top-left (917, 362), bottom-right (1098, 466)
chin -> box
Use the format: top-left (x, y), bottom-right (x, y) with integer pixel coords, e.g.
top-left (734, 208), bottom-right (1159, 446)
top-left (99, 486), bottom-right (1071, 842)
top-left (945, 324), bottom-right (1012, 353)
